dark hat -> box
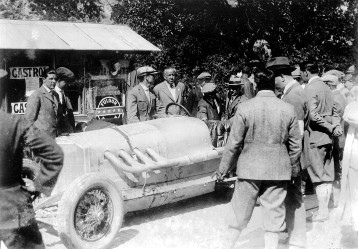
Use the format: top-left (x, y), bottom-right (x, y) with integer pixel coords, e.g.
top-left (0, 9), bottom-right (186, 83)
top-left (201, 83), bottom-right (217, 93)
top-left (197, 72), bottom-right (211, 79)
top-left (137, 66), bottom-right (158, 77)
top-left (56, 67), bottom-right (74, 79)
top-left (266, 57), bottom-right (296, 75)
top-left (226, 75), bottom-right (244, 86)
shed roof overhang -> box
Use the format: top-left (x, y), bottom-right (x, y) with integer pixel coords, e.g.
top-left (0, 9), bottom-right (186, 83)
top-left (0, 19), bottom-right (161, 52)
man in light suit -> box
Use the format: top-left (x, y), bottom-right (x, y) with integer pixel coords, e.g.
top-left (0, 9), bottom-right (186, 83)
top-left (126, 66), bottom-right (159, 123)
top-left (153, 67), bottom-right (186, 115)
top-left (267, 56), bottom-right (307, 249)
top-left (321, 74), bottom-right (347, 207)
top-left (301, 63), bottom-right (342, 221)
top-left (215, 69), bottom-right (302, 249)
top-left (24, 69), bottom-right (60, 138)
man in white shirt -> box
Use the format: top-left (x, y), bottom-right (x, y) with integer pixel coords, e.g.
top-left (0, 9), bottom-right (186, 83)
top-left (154, 67), bottom-right (186, 115)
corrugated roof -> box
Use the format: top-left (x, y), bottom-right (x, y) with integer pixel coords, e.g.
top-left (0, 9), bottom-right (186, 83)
top-left (0, 19), bottom-right (160, 52)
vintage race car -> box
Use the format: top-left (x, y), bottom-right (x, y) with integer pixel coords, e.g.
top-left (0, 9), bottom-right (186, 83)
top-left (23, 104), bottom-right (231, 249)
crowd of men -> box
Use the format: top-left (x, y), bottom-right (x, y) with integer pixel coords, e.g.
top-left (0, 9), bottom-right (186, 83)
top-left (1, 57), bottom-right (358, 249)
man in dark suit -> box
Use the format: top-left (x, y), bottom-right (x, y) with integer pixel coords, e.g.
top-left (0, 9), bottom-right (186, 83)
top-left (222, 75), bottom-right (249, 121)
top-left (214, 69), bottom-right (302, 249)
top-left (267, 56), bottom-right (307, 249)
top-left (301, 63), bottom-right (342, 221)
top-left (0, 111), bottom-right (63, 249)
top-left (197, 83), bottom-right (221, 121)
top-left (153, 67), bottom-right (186, 115)
top-left (24, 69), bottom-right (60, 138)
top-left (321, 74), bottom-right (347, 207)
top-left (55, 67), bottom-right (76, 134)
top-left (126, 66), bottom-right (159, 123)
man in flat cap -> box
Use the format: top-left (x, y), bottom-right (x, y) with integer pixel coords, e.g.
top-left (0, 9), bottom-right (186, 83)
top-left (153, 67), bottom-right (186, 115)
top-left (55, 67), bottom-right (76, 135)
top-left (126, 66), bottom-right (159, 123)
top-left (222, 75), bottom-right (249, 121)
top-left (24, 68), bottom-right (60, 138)
top-left (185, 72), bottom-right (212, 116)
top-left (300, 62), bottom-right (342, 221)
top-left (321, 74), bottom-right (347, 207)
top-left (267, 56), bottom-right (307, 249)
top-left (215, 68), bottom-right (301, 249)
top-left (197, 82), bottom-right (221, 121)
top-left (324, 69), bottom-right (349, 100)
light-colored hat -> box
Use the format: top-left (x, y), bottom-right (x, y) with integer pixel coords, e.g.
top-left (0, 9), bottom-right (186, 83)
top-left (321, 74), bottom-right (339, 85)
top-left (227, 75), bottom-right (243, 86)
top-left (197, 72), bottom-right (211, 79)
top-left (137, 66), bottom-right (158, 77)
top-left (291, 67), bottom-right (301, 77)
top-left (324, 69), bottom-right (344, 79)
top-left (201, 83), bottom-right (217, 93)
top-left (346, 65), bottom-right (355, 74)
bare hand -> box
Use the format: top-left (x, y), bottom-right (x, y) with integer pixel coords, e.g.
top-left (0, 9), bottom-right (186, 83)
top-left (332, 126), bottom-right (343, 137)
top-left (211, 170), bottom-right (225, 181)
top-left (21, 178), bottom-right (37, 193)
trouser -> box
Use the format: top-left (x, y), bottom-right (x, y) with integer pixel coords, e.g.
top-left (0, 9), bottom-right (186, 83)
top-left (231, 179), bottom-right (287, 233)
top-left (285, 177), bottom-right (306, 248)
top-left (0, 220), bottom-right (44, 249)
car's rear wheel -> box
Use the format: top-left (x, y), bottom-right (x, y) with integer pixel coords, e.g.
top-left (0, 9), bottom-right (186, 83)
top-left (57, 173), bottom-right (124, 249)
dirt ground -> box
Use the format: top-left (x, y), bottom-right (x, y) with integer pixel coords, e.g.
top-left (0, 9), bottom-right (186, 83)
top-left (25, 192), bottom-right (358, 249)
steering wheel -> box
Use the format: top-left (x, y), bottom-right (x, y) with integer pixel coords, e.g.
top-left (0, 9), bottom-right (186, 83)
top-left (165, 102), bottom-right (191, 116)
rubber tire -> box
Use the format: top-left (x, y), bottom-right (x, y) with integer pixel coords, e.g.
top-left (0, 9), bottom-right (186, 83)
top-left (57, 173), bottom-right (124, 249)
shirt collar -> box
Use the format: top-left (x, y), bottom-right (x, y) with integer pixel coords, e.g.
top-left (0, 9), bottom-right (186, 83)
top-left (43, 84), bottom-right (52, 93)
top-left (308, 75), bottom-right (320, 85)
top-left (165, 81), bottom-right (175, 89)
top-left (140, 83), bottom-right (149, 91)
top-left (55, 85), bottom-right (62, 92)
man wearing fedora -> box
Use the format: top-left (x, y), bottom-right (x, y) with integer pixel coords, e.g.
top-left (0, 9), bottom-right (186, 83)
top-left (154, 67), bottom-right (186, 115)
top-left (267, 56), bottom-right (308, 249)
top-left (126, 66), bottom-right (159, 123)
top-left (321, 74), bottom-right (347, 207)
top-left (222, 75), bottom-right (249, 121)
top-left (300, 62), bottom-right (342, 222)
top-left (215, 68), bottom-right (301, 249)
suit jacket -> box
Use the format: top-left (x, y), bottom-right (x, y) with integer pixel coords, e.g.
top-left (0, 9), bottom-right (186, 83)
top-left (282, 81), bottom-right (307, 121)
top-left (197, 97), bottom-right (220, 121)
top-left (282, 81), bottom-right (310, 170)
top-left (219, 91), bottom-right (302, 180)
top-left (126, 84), bottom-right (157, 123)
top-left (223, 94), bottom-right (249, 120)
top-left (58, 91), bottom-right (75, 134)
top-left (304, 77), bottom-right (340, 147)
top-left (153, 81), bottom-right (186, 115)
top-left (332, 90), bottom-right (347, 148)
top-left (0, 111), bottom-right (63, 229)
top-left (24, 85), bottom-right (60, 138)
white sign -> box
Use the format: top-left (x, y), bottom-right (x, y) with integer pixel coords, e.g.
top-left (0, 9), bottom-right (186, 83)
top-left (11, 102), bottom-right (27, 114)
top-left (97, 96), bottom-right (120, 108)
top-left (9, 66), bottom-right (49, 79)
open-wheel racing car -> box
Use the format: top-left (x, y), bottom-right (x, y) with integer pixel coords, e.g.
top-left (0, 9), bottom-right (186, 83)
top-left (24, 104), bottom-right (231, 249)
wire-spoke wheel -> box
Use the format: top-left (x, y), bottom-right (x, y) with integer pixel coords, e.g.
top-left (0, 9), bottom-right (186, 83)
top-left (57, 173), bottom-right (123, 249)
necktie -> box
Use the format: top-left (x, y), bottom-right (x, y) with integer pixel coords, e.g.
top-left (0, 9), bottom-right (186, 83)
top-left (145, 89), bottom-right (150, 102)
top-left (52, 91), bottom-right (59, 105)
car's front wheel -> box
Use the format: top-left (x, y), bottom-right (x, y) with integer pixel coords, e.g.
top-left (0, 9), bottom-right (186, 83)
top-left (57, 173), bottom-right (124, 249)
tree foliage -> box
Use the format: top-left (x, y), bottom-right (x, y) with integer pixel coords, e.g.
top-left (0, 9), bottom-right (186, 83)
top-left (1, 0), bottom-right (357, 84)
top-left (112, 0), bottom-right (358, 83)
